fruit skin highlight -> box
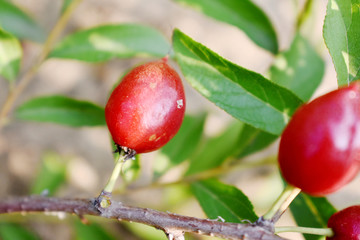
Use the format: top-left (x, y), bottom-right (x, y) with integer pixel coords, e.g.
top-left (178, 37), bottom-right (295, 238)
top-left (327, 205), bottom-right (360, 240)
top-left (278, 82), bottom-right (360, 196)
top-left (105, 58), bottom-right (186, 154)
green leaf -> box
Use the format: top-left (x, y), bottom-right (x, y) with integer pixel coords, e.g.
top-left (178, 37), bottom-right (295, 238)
top-left (174, 0), bottom-right (278, 53)
top-left (173, 29), bottom-right (303, 135)
top-left (290, 193), bottom-right (337, 240)
top-left (154, 114), bottom-right (206, 178)
top-left (323, 0), bottom-right (360, 86)
top-left (50, 24), bottom-right (170, 62)
top-left (31, 152), bottom-right (67, 196)
top-left (191, 179), bottom-right (258, 223)
top-left (15, 95), bottom-right (106, 127)
top-left (270, 33), bottom-right (325, 101)
top-left (0, 28), bottom-right (22, 82)
top-left (0, 223), bottom-right (39, 240)
top-left (73, 219), bottom-right (116, 240)
top-left (185, 121), bottom-right (243, 176)
top-left (236, 124), bottom-right (278, 158)
top-left (0, 1), bottom-right (45, 42)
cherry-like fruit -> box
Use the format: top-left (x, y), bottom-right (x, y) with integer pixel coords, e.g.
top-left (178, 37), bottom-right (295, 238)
top-left (327, 205), bottom-right (360, 240)
top-left (278, 82), bottom-right (360, 196)
top-left (105, 58), bottom-right (186, 154)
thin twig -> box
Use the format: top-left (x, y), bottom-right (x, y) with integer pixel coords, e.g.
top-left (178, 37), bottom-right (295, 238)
top-left (0, 196), bottom-right (288, 240)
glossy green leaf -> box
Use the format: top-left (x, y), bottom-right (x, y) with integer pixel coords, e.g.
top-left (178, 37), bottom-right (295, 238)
top-left (0, 28), bottom-right (22, 81)
top-left (0, 223), bottom-right (39, 240)
top-left (15, 95), bottom-right (106, 127)
top-left (31, 152), bottom-right (67, 196)
top-left (154, 114), bottom-right (206, 178)
top-left (323, 0), bottom-right (360, 86)
top-left (74, 220), bottom-right (116, 240)
top-left (174, 0), bottom-right (278, 53)
top-left (270, 33), bottom-right (325, 101)
top-left (50, 24), bottom-right (170, 62)
top-left (0, 1), bottom-right (45, 42)
top-left (185, 121), bottom-right (243, 176)
top-left (173, 29), bottom-right (303, 135)
top-left (191, 179), bottom-right (258, 223)
top-left (290, 193), bottom-right (337, 240)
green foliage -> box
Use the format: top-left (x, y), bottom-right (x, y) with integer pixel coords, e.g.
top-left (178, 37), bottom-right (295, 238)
top-left (154, 114), bottom-right (206, 178)
top-left (236, 124), bottom-right (277, 158)
top-left (191, 179), bottom-right (258, 223)
top-left (15, 95), bottom-right (106, 127)
top-left (0, 223), bottom-right (39, 240)
top-left (323, 0), bottom-right (360, 86)
top-left (49, 24), bottom-right (170, 62)
top-left (185, 121), bottom-right (243, 176)
top-left (1, 0), bottom-right (354, 239)
top-left (73, 219), bottom-right (116, 240)
top-left (0, 0), bottom-right (45, 42)
top-left (173, 0), bottom-right (278, 53)
top-left (0, 28), bottom-right (22, 82)
top-left (31, 152), bottom-right (67, 196)
top-left (172, 29), bottom-right (303, 135)
top-left (290, 193), bottom-right (337, 240)
top-left (270, 33), bottom-right (325, 101)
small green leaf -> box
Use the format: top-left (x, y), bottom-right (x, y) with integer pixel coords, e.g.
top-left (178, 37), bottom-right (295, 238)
top-left (173, 29), bottom-right (303, 135)
top-left (74, 219), bottom-right (116, 240)
top-left (15, 95), bottom-right (106, 127)
top-left (174, 0), bottom-right (278, 53)
top-left (0, 1), bottom-right (45, 42)
top-left (31, 152), bottom-right (67, 196)
top-left (0, 28), bottom-right (22, 81)
top-left (185, 121), bottom-right (243, 176)
top-left (191, 179), bottom-right (258, 223)
top-left (270, 33), bottom-right (325, 101)
top-left (154, 114), bottom-right (206, 178)
top-left (290, 193), bottom-right (337, 240)
top-left (0, 223), bottom-right (39, 240)
top-left (323, 0), bottom-right (360, 86)
top-left (50, 24), bottom-right (170, 62)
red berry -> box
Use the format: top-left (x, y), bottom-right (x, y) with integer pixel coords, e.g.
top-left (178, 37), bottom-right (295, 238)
top-left (105, 58), bottom-right (186, 154)
top-left (327, 205), bottom-right (360, 240)
top-left (278, 82), bottom-right (360, 196)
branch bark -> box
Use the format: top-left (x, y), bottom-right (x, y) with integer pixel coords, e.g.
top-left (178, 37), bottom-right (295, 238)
top-left (0, 196), bottom-right (288, 240)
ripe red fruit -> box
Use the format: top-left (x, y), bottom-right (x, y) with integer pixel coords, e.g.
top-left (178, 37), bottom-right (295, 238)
top-left (327, 205), bottom-right (360, 240)
top-left (105, 58), bottom-right (186, 154)
top-left (278, 82), bottom-right (360, 196)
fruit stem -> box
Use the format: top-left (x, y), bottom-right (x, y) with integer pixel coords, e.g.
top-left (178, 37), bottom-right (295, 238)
top-left (275, 226), bottom-right (334, 237)
top-left (262, 185), bottom-right (301, 222)
top-left (104, 152), bottom-right (127, 193)
top-left (96, 152), bottom-right (127, 208)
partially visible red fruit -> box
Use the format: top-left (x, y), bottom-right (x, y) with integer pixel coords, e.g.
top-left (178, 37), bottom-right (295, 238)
top-left (105, 58), bottom-right (186, 154)
top-left (279, 82), bottom-right (360, 196)
top-left (327, 205), bottom-right (360, 240)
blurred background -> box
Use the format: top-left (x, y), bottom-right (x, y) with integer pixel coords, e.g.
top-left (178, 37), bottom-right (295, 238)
top-left (1, 0), bottom-right (359, 239)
